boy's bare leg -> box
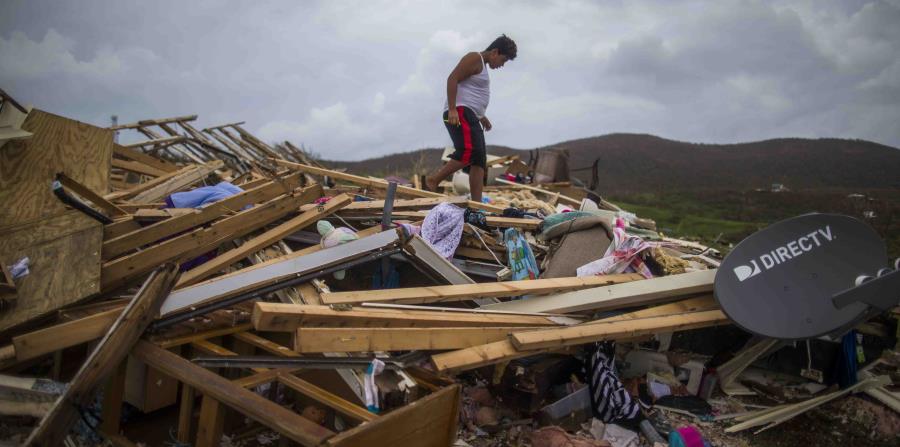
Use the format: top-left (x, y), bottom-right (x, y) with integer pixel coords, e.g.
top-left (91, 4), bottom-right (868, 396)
top-left (426, 160), bottom-right (465, 191)
top-left (468, 165), bottom-right (485, 203)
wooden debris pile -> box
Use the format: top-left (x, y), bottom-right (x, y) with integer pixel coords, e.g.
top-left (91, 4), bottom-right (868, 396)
top-left (0, 92), bottom-right (895, 447)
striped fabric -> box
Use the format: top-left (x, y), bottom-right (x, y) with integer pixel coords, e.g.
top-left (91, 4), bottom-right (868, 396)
top-left (585, 341), bottom-right (642, 424)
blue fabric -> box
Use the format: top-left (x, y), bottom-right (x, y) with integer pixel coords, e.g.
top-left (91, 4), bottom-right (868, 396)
top-left (167, 182), bottom-right (243, 208)
top-left (835, 330), bottom-right (858, 389)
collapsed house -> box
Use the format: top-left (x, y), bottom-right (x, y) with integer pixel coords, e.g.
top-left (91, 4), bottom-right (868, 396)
top-left (0, 90), bottom-right (897, 447)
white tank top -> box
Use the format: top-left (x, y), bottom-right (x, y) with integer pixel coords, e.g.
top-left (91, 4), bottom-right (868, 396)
top-left (446, 53), bottom-right (490, 118)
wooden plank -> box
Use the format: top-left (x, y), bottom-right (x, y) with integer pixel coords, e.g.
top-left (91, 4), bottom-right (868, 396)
top-left (122, 135), bottom-right (186, 150)
top-left (100, 362), bottom-right (127, 434)
top-left (195, 395), bottom-right (225, 447)
top-left (277, 373), bottom-right (376, 423)
top-left (233, 332), bottom-right (299, 357)
top-left (326, 385), bottom-right (460, 447)
top-left (101, 185), bottom-right (322, 291)
top-left (12, 306), bottom-right (122, 362)
top-left (252, 302), bottom-right (559, 332)
top-left (177, 384), bottom-right (195, 443)
top-left (110, 115), bottom-right (198, 130)
top-left (56, 172), bottom-right (128, 218)
top-left (0, 108), bottom-right (112, 231)
top-left (322, 274), bottom-right (644, 305)
top-left (130, 160), bottom-right (223, 203)
top-left (431, 297), bottom-right (718, 372)
top-left (104, 218), bottom-right (142, 240)
top-left (176, 194), bottom-right (351, 288)
top-left (131, 340), bottom-right (334, 446)
top-left (510, 309), bottom-right (729, 350)
top-left (111, 157), bottom-right (166, 177)
top-left (102, 172), bottom-right (304, 260)
top-left (24, 264), bottom-right (179, 447)
top-left (0, 212), bottom-right (102, 332)
top-left (272, 159), bottom-right (504, 213)
top-left (113, 143), bottom-right (179, 173)
top-left (484, 269), bottom-right (716, 314)
top-left (294, 327), bottom-right (537, 353)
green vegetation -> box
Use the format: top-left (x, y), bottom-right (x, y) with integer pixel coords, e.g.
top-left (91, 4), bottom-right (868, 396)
top-left (609, 190), bottom-right (899, 257)
top-left (610, 198), bottom-right (763, 253)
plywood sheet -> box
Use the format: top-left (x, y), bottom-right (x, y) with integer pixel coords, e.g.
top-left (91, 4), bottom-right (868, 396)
top-left (0, 212), bottom-right (102, 332)
top-left (0, 108), bottom-right (112, 231)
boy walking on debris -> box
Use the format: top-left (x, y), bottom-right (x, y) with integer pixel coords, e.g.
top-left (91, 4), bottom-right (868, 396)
top-left (426, 34), bottom-right (517, 211)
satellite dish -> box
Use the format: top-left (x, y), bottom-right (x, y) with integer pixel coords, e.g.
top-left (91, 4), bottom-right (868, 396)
top-left (714, 213), bottom-right (898, 340)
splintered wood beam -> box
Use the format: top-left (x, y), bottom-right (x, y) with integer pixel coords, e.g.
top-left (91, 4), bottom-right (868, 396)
top-left (176, 194), bottom-right (351, 288)
top-left (102, 172), bottom-right (305, 260)
top-left (101, 185), bottom-right (322, 291)
top-left (510, 309), bottom-right (729, 350)
top-left (130, 341), bottom-right (334, 446)
top-left (430, 296), bottom-right (720, 373)
top-left (203, 121), bottom-right (246, 132)
top-left (483, 269), bottom-right (716, 314)
top-left (122, 135), bottom-right (187, 150)
top-left (271, 159), bottom-right (504, 213)
top-left (109, 115), bottom-right (199, 130)
top-left (321, 274), bottom-right (644, 305)
top-left (252, 302), bottom-right (560, 332)
top-left (294, 327), bottom-right (539, 353)
top-left (56, 172), bottom-right (129, 218)
top-left (24, 264), bottom-right (180, 447)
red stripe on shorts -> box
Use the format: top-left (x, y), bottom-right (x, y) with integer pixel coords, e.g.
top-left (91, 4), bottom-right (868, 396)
top-left (458, 106), bottom-right (473, 165)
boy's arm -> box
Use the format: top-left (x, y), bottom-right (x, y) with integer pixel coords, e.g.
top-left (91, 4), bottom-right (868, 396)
top-left (446, 52), bottom-right (483, 126)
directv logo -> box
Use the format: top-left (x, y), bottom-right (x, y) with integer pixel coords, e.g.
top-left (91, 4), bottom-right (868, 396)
top-left (733, 226), bottom-right (835, 282)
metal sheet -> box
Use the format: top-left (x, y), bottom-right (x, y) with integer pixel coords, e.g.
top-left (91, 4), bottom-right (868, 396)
top-left (160, 229), bottom-right (401, 316)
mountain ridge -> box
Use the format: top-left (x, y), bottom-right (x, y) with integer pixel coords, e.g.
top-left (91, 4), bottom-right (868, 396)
top-left (322, 133), bottom-right (900, 194)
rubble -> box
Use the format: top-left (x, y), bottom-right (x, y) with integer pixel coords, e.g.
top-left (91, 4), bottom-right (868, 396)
top-left (0, 90), bottom-right (897, 447)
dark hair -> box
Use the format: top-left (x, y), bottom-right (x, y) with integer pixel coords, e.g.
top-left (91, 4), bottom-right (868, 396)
top-left (486, 34), bottom-right (517, 60)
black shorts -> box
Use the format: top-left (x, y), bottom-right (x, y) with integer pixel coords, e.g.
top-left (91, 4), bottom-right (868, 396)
top-left (444, 106), bottom-right (487, 170)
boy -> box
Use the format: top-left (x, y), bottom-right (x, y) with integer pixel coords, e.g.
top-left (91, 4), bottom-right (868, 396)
top-left (425, 34), bottom-right (517, 204)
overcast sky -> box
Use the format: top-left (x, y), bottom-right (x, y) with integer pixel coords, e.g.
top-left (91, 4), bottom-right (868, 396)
top-left (1, 1), bottom-right (898, 160)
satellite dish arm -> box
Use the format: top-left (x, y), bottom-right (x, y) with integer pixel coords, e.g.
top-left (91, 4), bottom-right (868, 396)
top-left (832, 260), bottom-right (900, 312)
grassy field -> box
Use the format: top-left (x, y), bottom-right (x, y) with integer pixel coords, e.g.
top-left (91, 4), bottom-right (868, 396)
top-left (608, 189), bottom-right (899, 257)
top-left (609, 199), bottom-right (763, 252)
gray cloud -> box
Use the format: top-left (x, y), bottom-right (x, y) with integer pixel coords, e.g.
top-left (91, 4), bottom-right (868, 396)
top-left (1, 0), bottom-right (898, 160)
